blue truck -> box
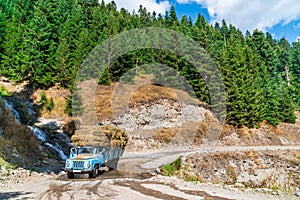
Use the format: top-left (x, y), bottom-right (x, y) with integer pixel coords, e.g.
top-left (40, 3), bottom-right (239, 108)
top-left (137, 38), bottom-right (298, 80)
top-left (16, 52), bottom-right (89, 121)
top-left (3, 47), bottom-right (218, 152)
top-left (65, 145), bottom-right (124, 178)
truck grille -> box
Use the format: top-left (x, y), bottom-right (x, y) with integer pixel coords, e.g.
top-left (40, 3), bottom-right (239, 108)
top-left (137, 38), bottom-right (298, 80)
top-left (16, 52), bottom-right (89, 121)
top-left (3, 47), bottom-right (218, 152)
top-left (73, 161), bottom-right (84, 169)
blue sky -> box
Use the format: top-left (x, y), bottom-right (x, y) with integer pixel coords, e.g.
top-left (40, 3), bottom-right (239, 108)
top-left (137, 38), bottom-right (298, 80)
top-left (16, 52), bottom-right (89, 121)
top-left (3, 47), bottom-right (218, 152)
top-left (104, 0), bottom-right (300, 43)
top-left (169, 1), bottom-right (210, 21)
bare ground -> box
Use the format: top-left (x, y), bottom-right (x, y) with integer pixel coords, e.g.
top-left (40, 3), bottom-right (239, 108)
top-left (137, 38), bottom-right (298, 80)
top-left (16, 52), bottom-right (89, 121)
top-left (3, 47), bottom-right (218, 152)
top-left (1, 173), bottom-right (297, 200)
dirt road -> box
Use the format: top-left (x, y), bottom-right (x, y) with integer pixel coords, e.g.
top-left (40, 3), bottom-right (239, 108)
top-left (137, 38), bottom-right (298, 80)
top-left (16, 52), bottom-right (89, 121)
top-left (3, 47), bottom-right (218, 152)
top-left (1, 172), bottom-right (296, 200)
top-left (119, 145), bottom-right (300, 173)
top-left (1, 145), bottom-right (300, 200)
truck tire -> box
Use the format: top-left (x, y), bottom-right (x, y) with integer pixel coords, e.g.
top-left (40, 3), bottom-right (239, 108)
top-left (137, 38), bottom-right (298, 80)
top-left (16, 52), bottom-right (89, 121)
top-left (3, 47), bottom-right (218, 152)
top-left (67, 172), bottom-right (74, 179)
top-left (107, 158), bottom-right (119, 170)
top-left (89, 165), bottom-right (98, 178)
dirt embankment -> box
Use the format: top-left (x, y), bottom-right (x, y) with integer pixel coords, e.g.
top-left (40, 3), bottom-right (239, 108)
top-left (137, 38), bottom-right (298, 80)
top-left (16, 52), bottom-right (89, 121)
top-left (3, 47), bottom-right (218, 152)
top-left (180, 149), bottom-right (300, 191)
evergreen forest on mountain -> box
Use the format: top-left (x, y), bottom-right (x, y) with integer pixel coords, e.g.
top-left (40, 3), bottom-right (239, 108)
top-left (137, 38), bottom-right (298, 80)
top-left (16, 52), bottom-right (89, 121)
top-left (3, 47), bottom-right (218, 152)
top-left (1, 0), bottom-right (300, 128)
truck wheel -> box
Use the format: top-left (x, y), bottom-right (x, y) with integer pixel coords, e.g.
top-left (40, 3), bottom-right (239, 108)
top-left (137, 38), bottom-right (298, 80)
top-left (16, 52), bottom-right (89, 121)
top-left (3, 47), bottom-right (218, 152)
top-left (108, 159), bottom-right (118, 170)
top-left (67, 172), bottom-right (74, 179)
top-left (89, 166), bottom-right (98, 178)
top-left (88, 171), bottom-right (93, 178)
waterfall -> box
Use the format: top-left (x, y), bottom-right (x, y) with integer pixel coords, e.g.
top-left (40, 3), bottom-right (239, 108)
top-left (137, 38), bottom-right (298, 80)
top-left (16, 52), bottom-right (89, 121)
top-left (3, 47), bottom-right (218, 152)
top-left (44, 142), bottom-right (68, 160)
top-left (25, 101), bottom-right (37, 116)
top-left (3, 99), bottom-right (21, 122)
top-left (29, 126), bottom-right (68, 160)
top-left (2, 97), bottom-right (69, 161)
top-left (29, 126), bottom-right (47, 142)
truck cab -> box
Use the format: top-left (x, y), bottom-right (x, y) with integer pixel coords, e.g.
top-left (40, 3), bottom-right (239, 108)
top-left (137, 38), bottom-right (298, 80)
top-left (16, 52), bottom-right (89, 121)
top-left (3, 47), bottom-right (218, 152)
top-left (65, 146), bottom-right (107, 178)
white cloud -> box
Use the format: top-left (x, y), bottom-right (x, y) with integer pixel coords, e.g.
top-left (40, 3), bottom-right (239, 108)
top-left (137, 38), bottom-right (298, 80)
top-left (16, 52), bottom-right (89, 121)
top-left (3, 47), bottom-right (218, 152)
top-left (103, 0), bottom-right (171, 15)
top-left (296, 36), bottom-right (300, 42)
top-left (177, 0), bottom-right (300, 32)
top-left (293, 22), bottom-right (300, 29)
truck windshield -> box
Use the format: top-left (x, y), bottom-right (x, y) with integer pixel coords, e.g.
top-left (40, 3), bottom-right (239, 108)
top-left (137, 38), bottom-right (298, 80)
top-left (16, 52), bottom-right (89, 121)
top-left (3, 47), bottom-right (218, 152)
top-left (78, 147), bottom-right (95, 154)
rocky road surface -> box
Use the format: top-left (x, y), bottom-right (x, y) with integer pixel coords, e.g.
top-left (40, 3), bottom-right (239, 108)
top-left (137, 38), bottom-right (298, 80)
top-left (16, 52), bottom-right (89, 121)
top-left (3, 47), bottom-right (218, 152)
top-left (2, 145), bottom-right (300, 200)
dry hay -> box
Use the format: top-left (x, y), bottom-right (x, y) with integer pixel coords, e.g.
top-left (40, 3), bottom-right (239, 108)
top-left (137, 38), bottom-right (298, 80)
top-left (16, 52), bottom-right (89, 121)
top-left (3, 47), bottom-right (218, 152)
top-left (71, 125), bottom-right (128, 149)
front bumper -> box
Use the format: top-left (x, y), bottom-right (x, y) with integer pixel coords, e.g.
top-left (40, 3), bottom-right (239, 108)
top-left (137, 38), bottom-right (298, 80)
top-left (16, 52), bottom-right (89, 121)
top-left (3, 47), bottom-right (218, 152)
top-left (64, 168), bottom-right (93, 174)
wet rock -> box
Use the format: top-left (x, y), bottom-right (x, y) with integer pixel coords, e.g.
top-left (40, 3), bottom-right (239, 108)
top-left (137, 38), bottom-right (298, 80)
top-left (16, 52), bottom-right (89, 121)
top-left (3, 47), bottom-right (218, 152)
top-left (36, 118), bottom-right (61, 130)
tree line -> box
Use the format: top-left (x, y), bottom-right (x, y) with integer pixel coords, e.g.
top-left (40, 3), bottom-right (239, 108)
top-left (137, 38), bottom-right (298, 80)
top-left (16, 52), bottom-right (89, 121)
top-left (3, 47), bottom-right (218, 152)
top-left (0, 0), bottom-right (300, 128)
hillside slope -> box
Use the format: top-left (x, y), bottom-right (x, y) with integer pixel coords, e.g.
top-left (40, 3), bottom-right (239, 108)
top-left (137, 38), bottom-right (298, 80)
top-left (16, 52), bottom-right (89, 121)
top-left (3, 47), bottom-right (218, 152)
top-left (0, 96), bottom-right (42, 166)
top-left (92, 76), bottom-right (300, 151)
top-left (0, 76), bottom-right (300, 164)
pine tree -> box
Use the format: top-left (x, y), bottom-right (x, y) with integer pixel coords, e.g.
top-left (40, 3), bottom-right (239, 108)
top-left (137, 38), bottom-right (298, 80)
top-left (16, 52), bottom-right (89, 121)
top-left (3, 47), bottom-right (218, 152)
top-left (220, 32), bottom-right (262, 127)
top-left (248, 30), bottom-right (282, 126)
top-left (291, 41), bottom-right (300, 107)
top-left (1, 16), bottom-right (24, 80)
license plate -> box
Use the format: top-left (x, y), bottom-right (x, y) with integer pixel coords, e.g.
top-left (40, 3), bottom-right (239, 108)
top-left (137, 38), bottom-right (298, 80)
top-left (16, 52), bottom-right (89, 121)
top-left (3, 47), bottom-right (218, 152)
top-left (73, 170), bottom-right (81, 173)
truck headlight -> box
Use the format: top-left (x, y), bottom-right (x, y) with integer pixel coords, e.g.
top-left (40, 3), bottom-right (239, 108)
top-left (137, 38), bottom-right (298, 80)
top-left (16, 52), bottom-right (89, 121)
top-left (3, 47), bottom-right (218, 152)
top-left (87, 161), bottom-right (91, 168)
top-left (66, 161), bottom-right (70, 167)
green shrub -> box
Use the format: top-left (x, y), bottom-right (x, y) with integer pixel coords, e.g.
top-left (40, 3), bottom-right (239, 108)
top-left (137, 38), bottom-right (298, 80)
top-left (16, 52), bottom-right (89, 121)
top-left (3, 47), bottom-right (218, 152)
top-left (98, 69), bottom-right (111, 86)
top-left (0, 86), bottom-right (11, 97)
top-left (45, 97), bottom-right (54, 111)
top-left (64, 90), bottom-right (83, 116)
top-left (39, 92), bottom-right (54, 112)
top-left (160, 157), bottom-right (182, 176)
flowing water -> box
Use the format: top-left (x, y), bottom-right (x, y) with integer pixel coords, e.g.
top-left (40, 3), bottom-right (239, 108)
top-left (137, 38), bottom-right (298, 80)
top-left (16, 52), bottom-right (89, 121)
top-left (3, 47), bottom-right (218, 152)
top-left (3, 99), bottom-right (21, 122)
top-left (4, 98), bottom-right (68, 160)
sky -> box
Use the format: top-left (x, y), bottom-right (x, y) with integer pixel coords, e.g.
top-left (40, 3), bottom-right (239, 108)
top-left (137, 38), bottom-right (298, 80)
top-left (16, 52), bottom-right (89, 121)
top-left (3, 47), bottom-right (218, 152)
top-left (103, 0), bottom-right (300, 43)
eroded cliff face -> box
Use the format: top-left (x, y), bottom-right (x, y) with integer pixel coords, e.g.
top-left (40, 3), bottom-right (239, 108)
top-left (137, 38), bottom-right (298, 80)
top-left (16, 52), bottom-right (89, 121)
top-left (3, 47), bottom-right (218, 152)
top-left (111, 98), bottom-right (210, 151)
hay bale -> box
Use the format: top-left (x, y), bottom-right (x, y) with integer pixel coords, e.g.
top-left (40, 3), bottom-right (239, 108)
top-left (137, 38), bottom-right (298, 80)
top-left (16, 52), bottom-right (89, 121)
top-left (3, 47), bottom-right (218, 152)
top-left (71, 125), bottom-right (128, 149)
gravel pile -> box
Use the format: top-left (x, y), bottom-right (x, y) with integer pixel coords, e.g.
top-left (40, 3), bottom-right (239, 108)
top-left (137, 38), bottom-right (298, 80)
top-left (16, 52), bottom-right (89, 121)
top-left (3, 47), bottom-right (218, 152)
top-left (0, 166), bottom-right (40, 187)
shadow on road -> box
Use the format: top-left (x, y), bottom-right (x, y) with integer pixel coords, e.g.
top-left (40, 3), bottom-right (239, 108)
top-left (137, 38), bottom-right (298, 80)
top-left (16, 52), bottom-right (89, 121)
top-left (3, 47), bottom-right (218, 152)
top-left (0, 191), bottom-right (33, 200)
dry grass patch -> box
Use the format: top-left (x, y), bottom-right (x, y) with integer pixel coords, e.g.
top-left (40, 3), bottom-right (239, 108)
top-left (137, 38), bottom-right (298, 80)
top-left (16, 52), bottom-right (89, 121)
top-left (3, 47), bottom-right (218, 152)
top-left (31, 85), bottom-right (71, 120)
top-left (95, 84), bottom-right (115, 121)
top-left (193, 112), bottom-right (223, 145)
top-left (154, 128), bottom-right (176, 143)
top-left (129, 84), bottom-right (178, 106)
top-left (94, 82), bottom-right (179, 121)
top-left (94, 75), bottom-right (202, 121)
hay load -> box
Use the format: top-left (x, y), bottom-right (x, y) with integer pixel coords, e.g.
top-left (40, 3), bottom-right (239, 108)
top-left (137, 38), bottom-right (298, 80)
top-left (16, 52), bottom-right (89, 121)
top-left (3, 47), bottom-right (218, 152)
top-left (71, 125), bottom-right (128, 149)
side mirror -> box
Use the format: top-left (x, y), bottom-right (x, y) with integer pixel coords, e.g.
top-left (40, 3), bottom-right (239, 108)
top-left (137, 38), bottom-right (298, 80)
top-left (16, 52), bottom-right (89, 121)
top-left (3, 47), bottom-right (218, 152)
top-left (70, 148), bottom-right (77, 158)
